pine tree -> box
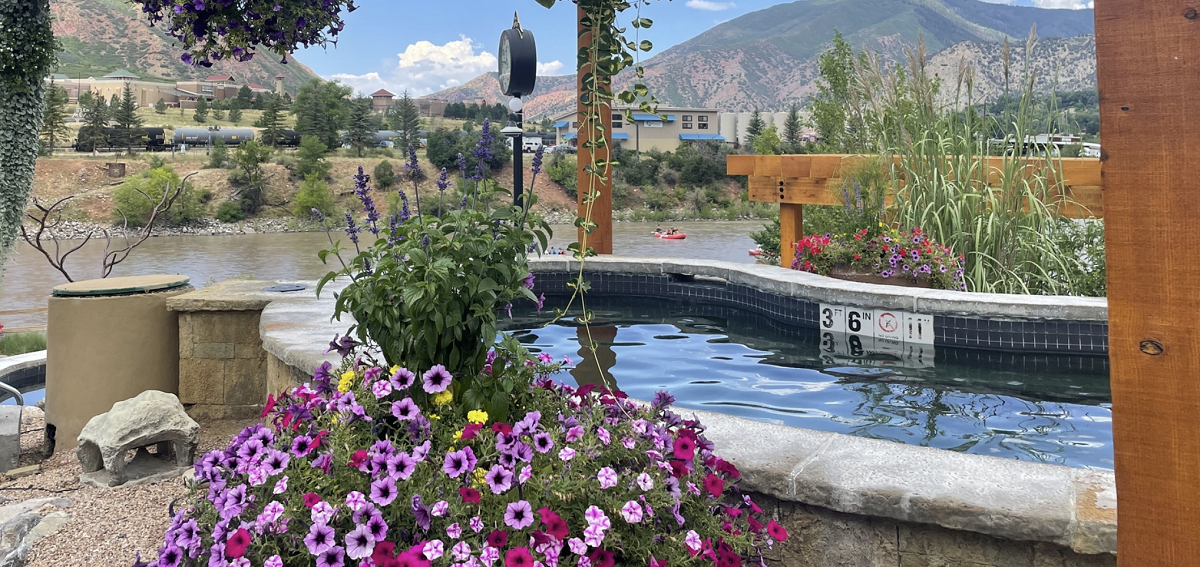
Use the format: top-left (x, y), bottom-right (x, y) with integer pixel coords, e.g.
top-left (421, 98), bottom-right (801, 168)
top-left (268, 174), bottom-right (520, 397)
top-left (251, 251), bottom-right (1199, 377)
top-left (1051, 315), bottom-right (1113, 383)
top-left (212, 106), bottom-right (226, 121)
top-left (109, 93), bottom-right (119, 110)
top-left (155, 98), bottom-right (167, 114)
top-left (746, 109), bottom-right (765, 147)
top-left (783, 103), bottom-right (802, 149)
top-left (237, 84), bottom-right (254, 107)
top-left (79, 95), bottom-right (110, 152)
top-left (112, 82), bottom-right (145, 152)
top-left (346, 97), bottom-right (374, 157)
top-left (40, 79), bottom-right (70, 154)
top-left (254, 94), bottom-right (284, 147)
top-left (193, 97), bottom-right (209, 123)
top-left (228, 103), bottom-right (243, 124)
top-left (395, 90), bottom-right (421, 152)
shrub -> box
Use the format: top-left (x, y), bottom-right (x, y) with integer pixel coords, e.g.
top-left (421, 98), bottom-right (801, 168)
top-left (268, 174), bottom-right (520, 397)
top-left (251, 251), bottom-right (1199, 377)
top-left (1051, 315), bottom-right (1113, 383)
top-left (0, 331), bottom-right (46, 356)
top-left (216, 199), bottom-right (247, 223)
top-left (206, 138), bottom-right (228, 169)
top-left (230, 139), bottom-right (273, 214)
top-left (296, 135), bottom-right (332, 180)
top-left (374, 160), bottom-right (396, 190)
top-left (142, 350), bottom-right (783, 567)
top-left (293, 173), bottom-right (335, 218)
top-left (545, 154), bottom-right (576, 200)
top-left (110, 165), bottom-right (204, 226)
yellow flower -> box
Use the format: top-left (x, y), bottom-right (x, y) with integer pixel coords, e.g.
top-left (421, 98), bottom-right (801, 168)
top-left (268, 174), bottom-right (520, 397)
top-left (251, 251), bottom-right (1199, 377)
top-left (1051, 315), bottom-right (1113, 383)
top-left (390, 365), bottom-right (399, 375)
top-left (433, 389), bottom-right (454, 407)
top-left (453, 430), bottom-right (463, 441)
top-left (430, 414), bottom-right (441, 421)
top-left (337, 370), bottom-right (357, 393)
top-left (472, 467), bottom-right (487, 488)
top-left (467, 410), bottom-right (489, 424)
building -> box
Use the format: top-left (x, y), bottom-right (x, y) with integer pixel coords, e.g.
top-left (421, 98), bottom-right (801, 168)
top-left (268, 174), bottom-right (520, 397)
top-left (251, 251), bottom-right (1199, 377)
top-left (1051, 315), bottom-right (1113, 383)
top-left (370, 89), bottom-right (397, 114)
top-left (46, 70), bottom-right (290, 109)
top-left (550, 106), bottom-right (724, 153)
top-left (418, 98), bottom-right (447, 117)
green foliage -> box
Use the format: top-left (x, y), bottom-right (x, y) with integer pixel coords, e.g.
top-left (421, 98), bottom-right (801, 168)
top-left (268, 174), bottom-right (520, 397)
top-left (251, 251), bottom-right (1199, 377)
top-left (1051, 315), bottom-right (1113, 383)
top-left (425, 128), bottom-right (462, 170)
top-left (783, 103), bottom-right (802, 149)
top-left (292, 173), bottom-right (334, 218)
top-left (236, 84), bottom-right (254, 107)
top-left (750, 215), bottom-right (781, 257)
top-left (373, 160), bottom-right (395, 190)
top-left (215, 199), bottom-right (247, 223)
top-left (318, 136), bottom-right (552, 416)
top-left (40, 79), bottom-right (70, 153)
top-left (253, 94), bottom-right (285, 147)
top-left (192, 96), bottom-right (208, 123)
top-left (0, 332), bottom-right (45, 356)
top-left (211, 106), bottom-right (225, 121)
top-left (293, 78), bottom-right (353, 148)
top-left (206, 138), bottom-right (228, 169)
top-left (545, 153), bottom-right (577, 200)
top-left (1047, 219), bottom-right (1106, 297)
top-left (345, 97), bottom-right (373, 157)
top-left (745, 110), bottom-right (764, 147)
top-left (667, 141), bottom-right (726, 187)
top-left (227, 104), bottom-right (242, 124)
top-left (111, 165), bottom-right (203, 226)
top-left (803, 157), bottom-right (888, 238)
top-left (154, 98), bottom-right (167, 114)
top-left (752, 124), bottom-right (782, 155)
top-left (111, 82), bottom-right (145, 151)
top-left (810, 30), bottom-right (860, 151)
top-left (393, 90), bottom-right (422, 152)
top-left (77, 92), bottom-right (109, 150)
top-left (295, 135), bottom-right (331, 179)
top-left (229, 139), bottom-right (272, 213)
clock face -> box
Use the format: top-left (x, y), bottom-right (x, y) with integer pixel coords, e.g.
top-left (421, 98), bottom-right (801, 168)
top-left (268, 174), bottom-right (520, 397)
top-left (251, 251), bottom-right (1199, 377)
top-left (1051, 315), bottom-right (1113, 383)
top-left (498, 35), bottom-right (512, 95)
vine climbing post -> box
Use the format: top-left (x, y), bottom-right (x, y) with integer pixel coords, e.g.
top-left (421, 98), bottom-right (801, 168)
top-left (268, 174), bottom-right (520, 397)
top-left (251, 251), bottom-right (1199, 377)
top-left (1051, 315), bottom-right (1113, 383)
top-left (0, 0), bottom-right (54, 287)
top-left (576, 2), bottom-right (613, 255)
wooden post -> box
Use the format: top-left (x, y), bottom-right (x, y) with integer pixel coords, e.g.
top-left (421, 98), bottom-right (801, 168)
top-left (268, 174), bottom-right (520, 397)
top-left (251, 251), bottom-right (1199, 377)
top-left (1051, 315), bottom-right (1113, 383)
top-left (576, 4), bottom-right (613, 255)
top-left (1095, 2), bottom-right (1200, 564)
top-left (779, 203), bottom-right (803, 268)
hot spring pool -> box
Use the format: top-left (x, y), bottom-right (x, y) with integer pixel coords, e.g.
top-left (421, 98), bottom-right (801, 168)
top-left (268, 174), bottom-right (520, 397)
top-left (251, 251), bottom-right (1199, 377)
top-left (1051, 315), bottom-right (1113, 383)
top-left (504, 297), bottom-right (1113, 470)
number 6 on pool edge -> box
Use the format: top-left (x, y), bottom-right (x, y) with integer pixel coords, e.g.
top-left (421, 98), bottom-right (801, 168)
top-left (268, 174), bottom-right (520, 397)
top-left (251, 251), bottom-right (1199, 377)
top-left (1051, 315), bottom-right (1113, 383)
top-left (848, 311), bottom-right (861, 333)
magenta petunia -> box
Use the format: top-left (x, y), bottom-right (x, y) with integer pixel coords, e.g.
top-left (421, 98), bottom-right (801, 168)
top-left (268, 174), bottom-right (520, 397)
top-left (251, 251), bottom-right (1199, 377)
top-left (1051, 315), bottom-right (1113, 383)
top-left (505, 547), bottom-right (533, 567)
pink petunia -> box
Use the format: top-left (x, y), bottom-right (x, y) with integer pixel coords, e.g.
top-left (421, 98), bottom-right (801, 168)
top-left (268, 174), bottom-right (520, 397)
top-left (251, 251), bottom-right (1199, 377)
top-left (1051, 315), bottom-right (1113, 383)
top-left (596, 467), bottom-right (617, 489)
top-left (620, 501), bottom-right (644, 523)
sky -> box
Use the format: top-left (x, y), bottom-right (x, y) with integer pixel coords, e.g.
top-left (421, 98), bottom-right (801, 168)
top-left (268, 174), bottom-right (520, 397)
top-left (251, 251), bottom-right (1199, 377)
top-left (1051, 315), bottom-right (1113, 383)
top-left (295, 0), bottom-right (1091, 98)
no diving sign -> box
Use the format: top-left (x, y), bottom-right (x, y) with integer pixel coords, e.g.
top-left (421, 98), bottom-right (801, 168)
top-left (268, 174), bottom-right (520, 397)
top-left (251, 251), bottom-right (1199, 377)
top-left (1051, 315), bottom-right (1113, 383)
top-left (820, 304), bottom-right (934, 345)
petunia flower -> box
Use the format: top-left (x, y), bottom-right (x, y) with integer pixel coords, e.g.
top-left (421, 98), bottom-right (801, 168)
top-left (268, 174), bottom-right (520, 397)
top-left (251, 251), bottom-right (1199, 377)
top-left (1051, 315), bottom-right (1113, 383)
top-left (485, 465), bottom-right (514, 494)
top-left (422, 365), bottom-right (453, 393)
top-left (582, 525), bottom-right (606, 548)
top-left (391, 398), bottom-right (421, 421)
top-left (345, 524), bottom-right (376, 560)
top-left (388, 452), bottom-right (417, 480)
top-left (532, 432), bottom-right (554, 453)
top-left (567, 538), bottom-right (587, 555)
top-left (505, 547), bottom-right (534, 567)
top-left (422, 540), bottom-right (444, 560)
top-left (370, 476), bottom-right (398, 506)
top-left (316, 545), bottom-right (345, 567)
top-left (431, 500), bottom-right (449, 517)
top-left (558, 447), bottom-right (576, 461)
top-left (470, 517), bottom-right (485, 533)
top-left (459, 487), bottom-right (482, 505)
top-left (452, 541), bottom-right (472, 561)
top-left (596, 467), bottom-right (617, 489)
top-left (446, 522), bottom-right (462, 539)
top-left (583, 506), bottom-right (610, 530)
top-left (303, 493), bottom-right (322, 508)
top-left (587, 548), bottom-right (614, 567)
top-left (346, 491), bottom-right (367, 512)
top-left (312, 501), bottom-right (337, 525)
top-left (305, 523), bottom-right (336, 556)
top-left (391, 367), bottom-right (416, 389)
top-left (684, 531), bottom-right (702, 555)
top-left (372, 380), bottom-right (393, 399)
top-left (703, 474), bottom-right (724, 498)
top-left (443, 447), bottom-right (477, 478)
top-left (766, 520), bottom-right (789, 542)
top-left (518, 465), bottom-right (532, 485)
top-left (504, 500), bottom-right (534, 530)
top-left (620, 501), bottom-right (644, 523)
top-left (636, 473), bottom-right (654, 491)
top-left (673, 436), bottom-right (696, 461)
top-left (596, 427), bottom-right (611, 446)
top-left (366, 515), bottom-right (389, 542)
top-left (487, 530), bottom-right (509, 549)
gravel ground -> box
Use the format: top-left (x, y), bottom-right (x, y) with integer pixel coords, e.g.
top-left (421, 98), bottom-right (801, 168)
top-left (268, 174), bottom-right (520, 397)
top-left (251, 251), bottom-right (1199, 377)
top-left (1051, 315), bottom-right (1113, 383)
top-left (1, 410), bottom-right (258, 567)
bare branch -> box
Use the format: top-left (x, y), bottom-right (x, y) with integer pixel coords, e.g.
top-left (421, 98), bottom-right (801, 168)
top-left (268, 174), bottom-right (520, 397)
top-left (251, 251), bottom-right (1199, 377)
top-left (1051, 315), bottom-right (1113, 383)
top-left (19, 195), bottom-right (92, 283)
top-left (101, 172), bottom-right (195, 278)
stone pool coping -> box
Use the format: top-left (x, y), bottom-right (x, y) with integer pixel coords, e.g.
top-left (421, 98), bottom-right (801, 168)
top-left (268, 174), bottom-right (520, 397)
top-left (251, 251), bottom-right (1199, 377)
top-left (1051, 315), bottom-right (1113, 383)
top-left (527, 256), bottom-right (1109, 321)
top-left (211, 274), bottom-right (1117, 557)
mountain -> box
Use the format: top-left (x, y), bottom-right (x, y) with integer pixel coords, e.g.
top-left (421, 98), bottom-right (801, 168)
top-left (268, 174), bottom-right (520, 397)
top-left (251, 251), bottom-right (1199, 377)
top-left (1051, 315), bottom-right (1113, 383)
top-left (927, 35), bottom-right (1096, 102)
top-left (427, 0), bottom-right (1097, 119)
top-left (50, 0), bottom-right (318, 91)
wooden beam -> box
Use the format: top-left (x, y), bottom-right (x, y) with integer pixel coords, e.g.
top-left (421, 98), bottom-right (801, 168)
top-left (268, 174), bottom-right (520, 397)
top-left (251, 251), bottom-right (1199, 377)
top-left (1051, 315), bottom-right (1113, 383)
top-left (778, 203), bottom-right (803, 269)
top-left (1095, 2), bottom-right (1200, 564)
top-left (576, 4), bottom-right (613, 255)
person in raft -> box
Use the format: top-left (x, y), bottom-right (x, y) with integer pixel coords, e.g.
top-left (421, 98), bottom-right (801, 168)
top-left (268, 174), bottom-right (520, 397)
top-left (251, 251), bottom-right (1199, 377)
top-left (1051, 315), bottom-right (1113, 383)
top-left (654, 225), bottom-right (663, 235)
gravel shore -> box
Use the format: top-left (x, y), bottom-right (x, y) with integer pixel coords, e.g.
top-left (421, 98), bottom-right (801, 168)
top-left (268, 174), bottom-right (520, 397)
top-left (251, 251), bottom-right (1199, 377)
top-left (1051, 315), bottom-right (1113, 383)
top-left (3, 409), bottom-right (258, 567)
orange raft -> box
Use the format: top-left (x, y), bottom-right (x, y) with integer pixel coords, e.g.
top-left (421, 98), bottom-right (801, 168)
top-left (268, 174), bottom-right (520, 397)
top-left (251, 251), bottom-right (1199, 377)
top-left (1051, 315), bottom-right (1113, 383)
top-left (655, 233), bottom-right (686, 240)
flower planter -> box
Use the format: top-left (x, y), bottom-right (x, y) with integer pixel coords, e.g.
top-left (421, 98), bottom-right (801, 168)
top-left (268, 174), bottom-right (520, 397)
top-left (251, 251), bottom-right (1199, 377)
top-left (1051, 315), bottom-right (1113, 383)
top-left (828, 267), bottom-right (933, 289)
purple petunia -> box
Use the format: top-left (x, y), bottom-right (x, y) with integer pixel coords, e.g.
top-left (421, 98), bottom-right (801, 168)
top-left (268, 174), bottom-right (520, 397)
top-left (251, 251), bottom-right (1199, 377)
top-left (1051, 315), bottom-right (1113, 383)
top-left (344, 524), bottom-right (375, 560)
top-left (370, 476), bottom-right (398, 506)
top-left (388, 452), bottom-right (417, 479)
top-left (305, 523), bottom-right (336, 555)
top-left (532, 432), bottom-right (554, 453)
top-left (366, 514), bottom-right (388, 542)
top-left (422, 365), bottom-right (453, 393)
top-left (316, 545), bottom-right (345, 567)
top-left (504, 500), bottom-right (534, 530)
top-left (443, 447), bottom-right (477, 478)
top-left (391, 398), bottom-right (421, 421)
top-left (485, 464), bottom-right (514, 494)
top-left (390, 367), bottom-right (415, 389)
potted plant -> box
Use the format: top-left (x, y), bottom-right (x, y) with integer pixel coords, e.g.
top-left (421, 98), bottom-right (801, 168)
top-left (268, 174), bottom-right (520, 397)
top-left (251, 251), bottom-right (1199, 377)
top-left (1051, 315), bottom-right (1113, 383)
top-left (791, 227), bottom-right (966, 290)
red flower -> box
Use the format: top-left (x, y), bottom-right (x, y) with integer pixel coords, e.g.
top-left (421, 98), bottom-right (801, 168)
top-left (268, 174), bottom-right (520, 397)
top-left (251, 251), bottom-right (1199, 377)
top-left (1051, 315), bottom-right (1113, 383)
top-left (225, 528), bottom-right (251, 559)
top-left (724, 506), bottom-right (743, 518)
top-left (669, 459), bottom-right (690, 478)
top-left (487, 530), bottom-right (509, 549)
top-left (303, 492), bottom-right (321, 507)
top-left (588, 548), bottom-right (615, 567)
top-left (717, 550), bottom-right (740, 567)
top-left (650, 556), bottom-right (668, 567)
top-left (505, 547), bottom-right (534, 567)
top-left (396, 549), bottom-right (430, 567)
top-left (373, 541), bottom-right (398, 564)
top-left (462, 423), bottom-right (483, 440)
top-left (715, 458), bottom-right (741, 479)
top-left (767, 520), bottom-right (789, 541)
top-left (349, 449), bottom-right (368, 468)
top-left (747, 516), bottom-right (764, 533)
top-left (747, 498), bottom-right (762, 514)
top-left (313, 429), bottom-right (329, 448)
top-left (853, 254), bottom-right (861, 260)
top-left (703, 474), bottom-right (725, 498)
top-left (541, 511), bottom-right (569, 541)
top-left (673, 436), bottom-right (696, 461)
top-left (459, 487), bottom-right (481, 505)
top-left (492, 422), bottom-right (513, 435)
top-left (260, 394), bottom-right (277, 418)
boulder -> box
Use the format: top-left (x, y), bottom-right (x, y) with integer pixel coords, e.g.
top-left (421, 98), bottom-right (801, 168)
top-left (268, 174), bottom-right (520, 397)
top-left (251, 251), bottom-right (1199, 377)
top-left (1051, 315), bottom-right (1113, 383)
top-left (76, 391), bottom-right (199, 487)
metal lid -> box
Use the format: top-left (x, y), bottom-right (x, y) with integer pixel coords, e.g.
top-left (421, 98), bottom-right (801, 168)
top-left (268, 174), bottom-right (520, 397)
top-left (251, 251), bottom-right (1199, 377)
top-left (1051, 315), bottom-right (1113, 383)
top-left (52, 275), bottom-right (191, 297)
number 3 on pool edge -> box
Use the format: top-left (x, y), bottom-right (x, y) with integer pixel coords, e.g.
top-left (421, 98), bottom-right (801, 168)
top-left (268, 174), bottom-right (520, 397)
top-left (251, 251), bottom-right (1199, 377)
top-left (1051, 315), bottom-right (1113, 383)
top-left (821, 308), bottom-right (835, 329)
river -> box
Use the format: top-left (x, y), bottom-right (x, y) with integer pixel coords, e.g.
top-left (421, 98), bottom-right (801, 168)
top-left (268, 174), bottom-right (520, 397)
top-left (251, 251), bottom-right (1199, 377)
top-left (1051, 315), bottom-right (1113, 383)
top-left (1, 220), bottom-right (766, 329)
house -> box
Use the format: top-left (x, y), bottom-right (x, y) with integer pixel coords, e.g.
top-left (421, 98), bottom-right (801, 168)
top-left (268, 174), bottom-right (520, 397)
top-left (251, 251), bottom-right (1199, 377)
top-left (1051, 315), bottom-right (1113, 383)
top-left (44, 70), bottom-right (291, 109)
top-left (370, 89), bottom-right (396, 114)
top-left (550, 106), bottom-right (724, 152)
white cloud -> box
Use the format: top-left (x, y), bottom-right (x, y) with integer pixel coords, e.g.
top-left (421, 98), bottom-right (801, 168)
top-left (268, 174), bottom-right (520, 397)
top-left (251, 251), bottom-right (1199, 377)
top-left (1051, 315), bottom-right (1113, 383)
top-left (537, 60), bottom-right (565, 75)
top-left (326, 35), bottom-right (497, 97)
top-left (686, 0), bottom-right (735, 11)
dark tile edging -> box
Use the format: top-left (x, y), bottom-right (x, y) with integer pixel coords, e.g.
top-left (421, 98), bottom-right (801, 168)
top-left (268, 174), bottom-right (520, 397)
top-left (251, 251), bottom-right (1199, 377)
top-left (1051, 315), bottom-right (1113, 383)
top-left (529, 257), bottom-right (1109, 355)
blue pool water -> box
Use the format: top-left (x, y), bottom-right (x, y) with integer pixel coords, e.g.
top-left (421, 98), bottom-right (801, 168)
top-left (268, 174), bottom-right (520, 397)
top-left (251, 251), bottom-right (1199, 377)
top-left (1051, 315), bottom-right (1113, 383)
top-left (506, 297), bottom-right (1113, 470)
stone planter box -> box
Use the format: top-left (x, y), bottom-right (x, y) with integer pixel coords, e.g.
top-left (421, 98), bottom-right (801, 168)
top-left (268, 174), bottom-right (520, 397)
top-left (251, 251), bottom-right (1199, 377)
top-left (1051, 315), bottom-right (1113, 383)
top-left (827, 266), bottom-right (933, 288)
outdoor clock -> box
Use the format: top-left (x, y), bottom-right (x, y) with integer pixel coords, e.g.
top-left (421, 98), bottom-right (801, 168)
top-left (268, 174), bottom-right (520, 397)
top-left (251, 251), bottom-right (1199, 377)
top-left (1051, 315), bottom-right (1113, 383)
top-left (498, 14), bottom-right (538, 98)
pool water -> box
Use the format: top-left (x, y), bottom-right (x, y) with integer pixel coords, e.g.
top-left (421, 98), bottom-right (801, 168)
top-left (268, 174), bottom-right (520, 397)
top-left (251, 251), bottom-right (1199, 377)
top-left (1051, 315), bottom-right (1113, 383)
top-left (504, 296), bottom-right (1113, 470)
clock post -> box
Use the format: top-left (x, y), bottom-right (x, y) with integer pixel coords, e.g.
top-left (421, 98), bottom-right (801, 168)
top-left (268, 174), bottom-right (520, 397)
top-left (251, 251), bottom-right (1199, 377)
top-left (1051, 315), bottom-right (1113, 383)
top-left (497, 13), bottom-right (537, 208)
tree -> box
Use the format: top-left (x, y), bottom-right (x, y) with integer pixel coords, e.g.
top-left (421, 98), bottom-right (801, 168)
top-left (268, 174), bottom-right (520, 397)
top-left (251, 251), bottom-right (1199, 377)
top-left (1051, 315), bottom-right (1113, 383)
top-left (77, 91), bottom-right (94, 109)
top-left (783, 103), bottom-right (802, 149)
top-left (212, 106), bottom-right (225, 121)
top-left (78, 94), bottom-right (110, 152)
top-left (752, 125), bottom-right (782, 155)
top-left (292, 173), bottom-right (334, 218)
top-left (254, 94), bottom-right (285, 147)
top-left (229, 139), bottom-right (272, 214)
top-left (745, 110), bottom-right (765, 147)
top-left (112, 82), bottom-right (145, 152)
top-left (810, 30), bottom-right (857, 151)
top-left (237, 84), bottom-right (254, 107)
top-left (394, 90), bottom-right (421, 152)
top-left (426, 128), bottom-right (462, 170)
top-left (193, 97), bottom-right (209, 123)
top-left (41, 79), bottom-right (70, 154)
top-left (112, 164), bottom-right (205, 226)
top-left (155, 98), bottom-right (167, 114)
top-left (345, 97), bottom-right (374, 157)
top-left (207, 138), bottom-right (228, 169)
top-left (295, 135), bottom-right (331, 179)
top-left (228, 103), bottom-right (243, 124)
top-left (373, 160), bottom-right (396, 190)
top-left (293, 78), bottom-right (352, 148)
top-left (109, 93), bottom-right (119, 110)
top-left (540, 117), bottom-right (553, 133)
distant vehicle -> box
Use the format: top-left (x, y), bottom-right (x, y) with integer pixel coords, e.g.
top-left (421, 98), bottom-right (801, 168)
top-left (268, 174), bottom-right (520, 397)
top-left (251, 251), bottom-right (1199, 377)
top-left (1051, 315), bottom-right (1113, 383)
top-left (522, 136), bottom-right (543, 152)
top-left (547, 145), bottom-right (576, 154)
top-left (1081, 142), bottom-right (1101, 158)
top-left (173, 127), bottom-right (255, 146)
top-left (74, 127), bottom-right (168, 152)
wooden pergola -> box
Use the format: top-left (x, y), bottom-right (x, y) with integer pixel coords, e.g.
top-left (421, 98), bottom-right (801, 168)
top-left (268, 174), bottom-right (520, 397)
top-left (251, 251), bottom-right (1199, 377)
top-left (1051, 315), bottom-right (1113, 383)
top-left (571, 1), bottom-right (1198, 563)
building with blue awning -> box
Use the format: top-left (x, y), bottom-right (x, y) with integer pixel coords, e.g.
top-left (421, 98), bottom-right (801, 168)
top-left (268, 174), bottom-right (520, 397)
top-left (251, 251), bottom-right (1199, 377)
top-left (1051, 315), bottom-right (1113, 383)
top-left (548, 106), bottom-right (727, 152)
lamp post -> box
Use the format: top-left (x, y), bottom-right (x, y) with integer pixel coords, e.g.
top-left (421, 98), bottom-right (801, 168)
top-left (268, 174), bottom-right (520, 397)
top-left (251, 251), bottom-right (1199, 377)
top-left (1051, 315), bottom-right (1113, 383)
top-left (503, 97), bottom-right (525, 207)
top-left (497, 12), bottom-right (537, 208)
